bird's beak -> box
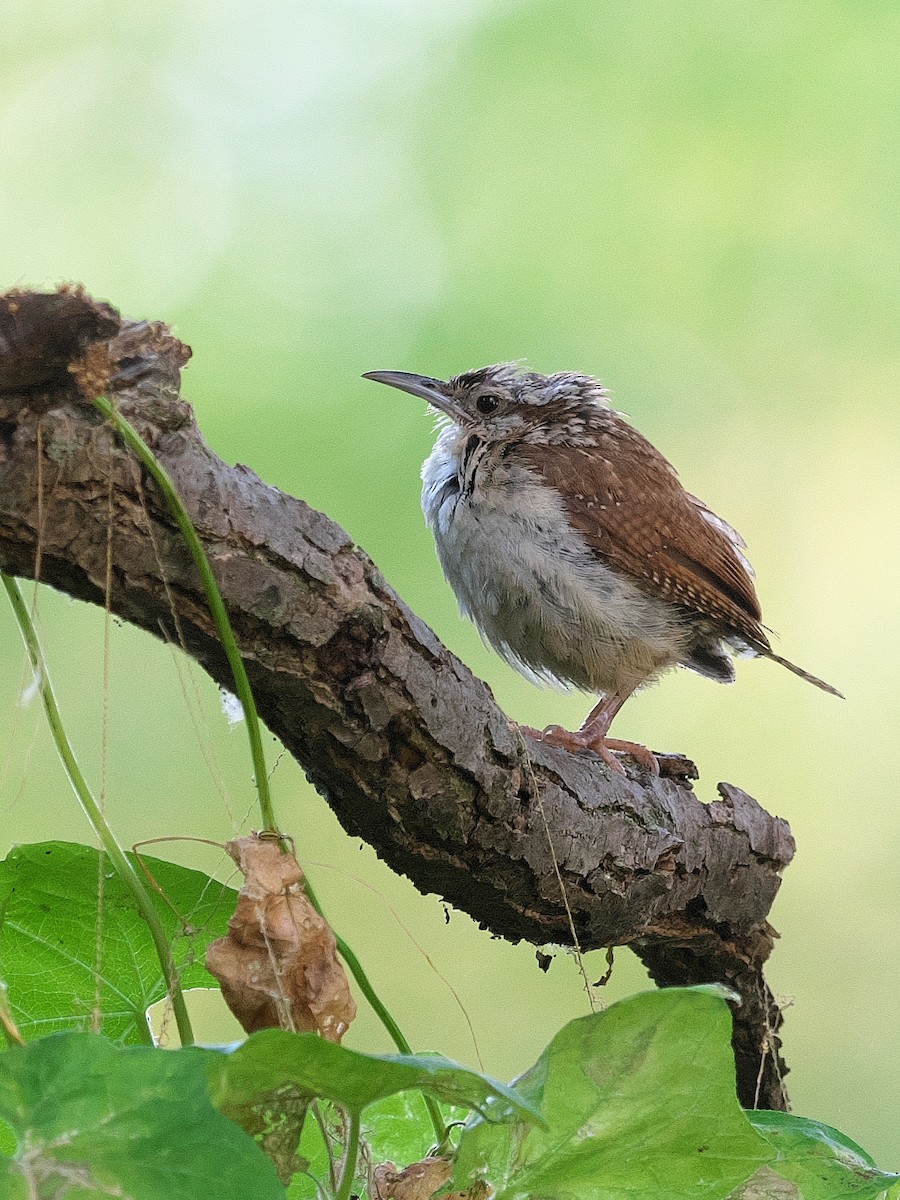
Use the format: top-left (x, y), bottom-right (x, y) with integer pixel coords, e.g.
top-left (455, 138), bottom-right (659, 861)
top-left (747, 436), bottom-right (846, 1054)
top-left (362, 370), bottom-right (468, 424)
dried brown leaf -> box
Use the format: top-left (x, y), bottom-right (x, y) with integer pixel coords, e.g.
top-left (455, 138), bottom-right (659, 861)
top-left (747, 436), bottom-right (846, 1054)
top-left (373, 1157), bottom-right (453, 1200)
top-left (206, 834), bottom-right (356, 1041)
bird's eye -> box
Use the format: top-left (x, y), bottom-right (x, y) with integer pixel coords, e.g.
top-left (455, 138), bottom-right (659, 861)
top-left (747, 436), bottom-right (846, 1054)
top-left (475, 393), bottom-right (502, 415)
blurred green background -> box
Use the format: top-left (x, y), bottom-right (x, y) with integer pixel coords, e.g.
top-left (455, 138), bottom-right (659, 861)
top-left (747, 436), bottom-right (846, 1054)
top-left (1, 0), bottom-right (897, 1166)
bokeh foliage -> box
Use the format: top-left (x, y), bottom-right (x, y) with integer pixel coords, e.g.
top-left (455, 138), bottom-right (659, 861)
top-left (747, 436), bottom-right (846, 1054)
top-left (0, 0), bottom-right (896, 1166)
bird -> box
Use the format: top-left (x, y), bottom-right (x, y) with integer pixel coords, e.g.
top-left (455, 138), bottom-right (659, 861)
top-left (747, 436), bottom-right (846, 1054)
top-left (363, 364), bottom-right (841, 774)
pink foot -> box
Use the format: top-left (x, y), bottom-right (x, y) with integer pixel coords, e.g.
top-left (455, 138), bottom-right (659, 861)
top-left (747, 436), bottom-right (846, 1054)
top-left (524, 724), bottom-right (660, 776)
top-left (601, 737), bottom-right (660, 777)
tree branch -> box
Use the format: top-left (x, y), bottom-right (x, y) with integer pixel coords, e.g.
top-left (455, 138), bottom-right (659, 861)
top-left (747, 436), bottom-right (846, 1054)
top-left (0, 287), bottom-right (794, 1108)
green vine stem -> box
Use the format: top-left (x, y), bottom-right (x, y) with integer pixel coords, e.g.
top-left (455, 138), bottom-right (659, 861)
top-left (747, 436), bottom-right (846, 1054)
top-left (303, 876), bottom-right (446, 1145)
top-left (90, 393), bottom-right (277, 834)
top-left (0, 979), bottom-right (25, 1047)
top-left (91, 394), bottom-right (448, 1145)
top-left (334, 1110), bottom-right (361, 1200)
top-left (2, 573), bottom-right (195, 1048)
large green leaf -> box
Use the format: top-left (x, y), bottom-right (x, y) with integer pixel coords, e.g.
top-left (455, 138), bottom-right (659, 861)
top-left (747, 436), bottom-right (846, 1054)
top-left (746, 1111), bottom-right (900, 1199)
top-left (0, 1032), bottom-right (284, 1199)
top-left (452, 985), bottom-right (772, 1200)
top-left (207, 1028), bottom-right (540, 1122)
top-left (0, 841), bottom-right (235, 1042)
top-left (0, 1157), bottom-right (28, 1200)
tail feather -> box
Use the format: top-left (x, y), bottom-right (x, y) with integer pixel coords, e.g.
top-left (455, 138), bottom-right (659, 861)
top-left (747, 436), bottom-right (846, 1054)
top-left (764, 650), bottom-right (844, 699)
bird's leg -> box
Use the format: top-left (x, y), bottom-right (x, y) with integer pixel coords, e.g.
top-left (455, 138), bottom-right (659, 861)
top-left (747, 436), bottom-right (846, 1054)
top-left (581, 692), bottom-right (661, 776)
top-left (526, 689), bottom-right (660, 776)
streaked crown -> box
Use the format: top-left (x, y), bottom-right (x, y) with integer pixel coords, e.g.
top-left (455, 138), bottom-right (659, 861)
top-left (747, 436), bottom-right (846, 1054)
top-left (363, 363), bottom-right (612, 443)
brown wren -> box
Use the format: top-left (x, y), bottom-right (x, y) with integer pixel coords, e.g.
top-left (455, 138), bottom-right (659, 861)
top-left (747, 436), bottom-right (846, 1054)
top-left (363, 364), bottom-right (841, 774)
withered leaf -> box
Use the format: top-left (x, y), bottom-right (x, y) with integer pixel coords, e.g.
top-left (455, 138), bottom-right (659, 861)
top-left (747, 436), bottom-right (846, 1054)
top-left (373, 1157), bottom-right (453, 1200)
top-left (206, 835), bottom-right (356, 1041)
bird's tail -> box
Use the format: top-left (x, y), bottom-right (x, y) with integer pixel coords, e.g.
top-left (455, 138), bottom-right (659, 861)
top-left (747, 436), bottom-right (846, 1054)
top-left (765, 650), bottom-right (844, 699)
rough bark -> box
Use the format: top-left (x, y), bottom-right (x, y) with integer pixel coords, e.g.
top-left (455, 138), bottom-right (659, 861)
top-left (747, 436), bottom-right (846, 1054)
top-left (0, 288), bottom-right (795, 1108)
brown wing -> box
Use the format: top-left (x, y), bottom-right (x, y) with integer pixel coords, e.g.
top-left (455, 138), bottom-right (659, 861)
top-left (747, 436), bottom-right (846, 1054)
top-left (517, 416), bottom-right (768, 647)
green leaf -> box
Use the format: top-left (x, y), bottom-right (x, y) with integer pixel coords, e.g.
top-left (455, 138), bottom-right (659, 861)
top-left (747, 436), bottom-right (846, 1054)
top-left (746, 1110), bottom-right (900, 1199)
top-left (206, 1027), bottom-right (540, 1122)
top-left (452, 985), bottom-right (772, 1200)
top-left (0, 841), bottom-right (236, 1043)
top-left (0, 1157), bottom-right (29, 1200)
top-left (0, 1031), bottom-right (285, 1199)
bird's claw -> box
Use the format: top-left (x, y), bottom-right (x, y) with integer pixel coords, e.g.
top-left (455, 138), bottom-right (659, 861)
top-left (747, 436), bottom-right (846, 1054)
top-left (601, 737), bottom-right (660, 776)
top-left (521, 724), bottom-right (660, 776)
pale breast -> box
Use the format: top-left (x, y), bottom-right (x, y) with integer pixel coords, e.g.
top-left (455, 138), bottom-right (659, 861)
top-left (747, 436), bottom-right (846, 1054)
top-left (420, 436), bottom-right (691, 695)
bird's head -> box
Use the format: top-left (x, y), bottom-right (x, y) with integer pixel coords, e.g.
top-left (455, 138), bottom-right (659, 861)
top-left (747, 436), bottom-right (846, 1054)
top-left (362, 363), bottom-right (611, 444)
